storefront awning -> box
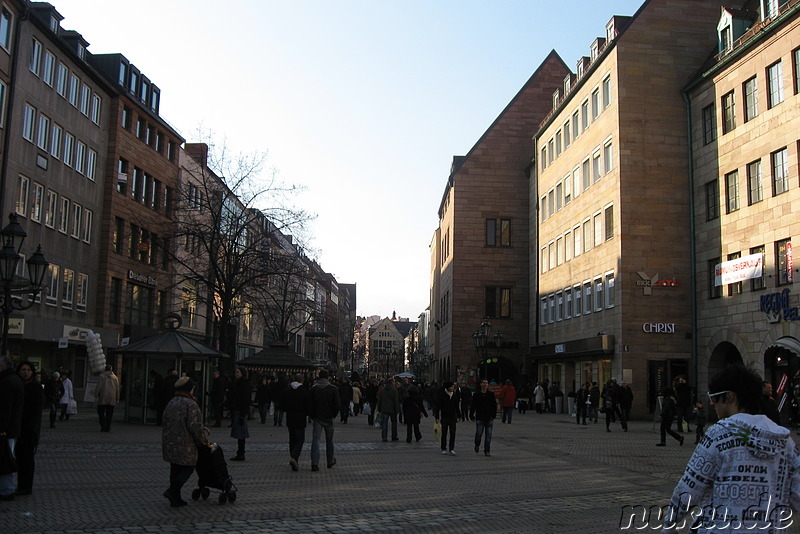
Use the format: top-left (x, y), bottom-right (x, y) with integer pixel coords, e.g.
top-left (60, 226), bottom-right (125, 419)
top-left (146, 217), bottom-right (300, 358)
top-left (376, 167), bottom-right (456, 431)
top-left (768, 337), bottom-right (800, 356)
top-left (529, 335), bottom-right (615, 359)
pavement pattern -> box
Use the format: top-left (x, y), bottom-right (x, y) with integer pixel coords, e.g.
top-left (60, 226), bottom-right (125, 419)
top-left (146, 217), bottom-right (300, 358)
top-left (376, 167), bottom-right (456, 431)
top-left (0, 408), bottom-right (708, 534)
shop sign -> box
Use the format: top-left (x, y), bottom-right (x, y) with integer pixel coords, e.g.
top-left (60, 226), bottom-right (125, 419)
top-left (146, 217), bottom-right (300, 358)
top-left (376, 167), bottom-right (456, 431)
top-left (642, 322), bottom-right (676, 334)
top-left (128, 270), bottom-right (157, 287)
top-left (636, 271), bottom-right (680, 295)
top-left (760, 288), bottom-right (800, 323)
top-left (8, 318), bottom-right (24, 335)
top-left (714, 253), bottom-right (763, 286)
top-left (63, 325), bottom-right (91, 341)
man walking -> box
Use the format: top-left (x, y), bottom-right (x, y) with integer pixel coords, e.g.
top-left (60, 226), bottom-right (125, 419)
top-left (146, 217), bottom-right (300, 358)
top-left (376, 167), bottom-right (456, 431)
top-left (280, 374), bottom-right (311, 472)
top-left (434, 381), bottom-right (460, 455)
top-left (309, 370), bottom-right (339, 472)
top-left (377, 378), bottom-right (400, 442)
top-left (95, 365), bottom-right (120, 432)
top-left (470, 379), bottom-right (497, 456)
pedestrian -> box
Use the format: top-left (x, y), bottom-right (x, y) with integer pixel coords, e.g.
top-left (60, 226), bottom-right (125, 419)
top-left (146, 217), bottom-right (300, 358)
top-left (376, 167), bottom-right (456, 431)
top-left (338, 376), bottom-right (353, 423)
top-left (58, 370), bottom-right (73, 421)
top-left (402, 384), bottom-right (428, 442)
top-left (760, 380), bottom-right (781, 426)
top-left (662, 365), bottom-right (800, 533)
top-left (95, 365), bottom-right (120, 432)
top-left (280, 373), bottom-right (311, 472)
top-left (228, 366), bottom-right (251, 461)
top-left (470, 378), bottom-right (497, 456)
top-left (377, 377), bottom-right (400, 442)
top-left (364, 379), bottom-right (379, 426)
top-left (533, 382), bottom-right (545, 414)
top-left (255, 376), bottom-right (271, 425)
top-left (517, 383), bottom-right (530, 414)
top-left (44, 371), bottom-right (63, 429)
top-left (498, 379), bottom-right (517, 424)
top-left (208, 368), bottom-right (227, 427)
top-left (15, 361), bottom-right (41, 496)
top-left (434, 381), bottom-right (460, 455)
top-left (548, 381), bottom-right (559, 413)
top-left (601, 379), bottom-right (628, 432)
top-left (149, 370), bottom-right (164, 426)
top-left (0, 355), bottom-right (24, 501)
top-left (271, 375), bottom-right (289, 426)
top-left (619, 380), bottom-right (633, 423)
top-left (459, 383), bottom-right (472, 422)
top-left (398, 377), bottom-right (411, 424)
top-left (309, 369), bottom-right (339, 472)
top-left (352, 382), bottom-right (362, 416)
top-left (161, 377), bottom-right (210, 507)
top-left (673, 376), bottom-right (692, 432)
top-left (589, 381), bottom-right (600, 423)
top-left (575, 382), bottom-right (590, 425)
top-left (692, 401), bottom-right (706, 445)
top-left (656, 387), bottom-right (683, 447)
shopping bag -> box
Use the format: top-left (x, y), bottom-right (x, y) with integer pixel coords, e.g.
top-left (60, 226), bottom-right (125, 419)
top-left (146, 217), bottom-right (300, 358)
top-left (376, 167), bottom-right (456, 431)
top-left (66, 399), bottom-right (78, 415)
top-left (433, 421), bottom-right (441, 441)
top-left (362, 403), bottom-right (371, 416)
top-left (373, 411), bottom-right (382, 428)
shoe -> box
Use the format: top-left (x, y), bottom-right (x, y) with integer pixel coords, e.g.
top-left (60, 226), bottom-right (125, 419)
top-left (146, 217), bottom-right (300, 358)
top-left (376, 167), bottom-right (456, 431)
top-left (382, 439), bottom-right (388, 442)
top-left (327, 459), bottom-right (336, 469)
top-left (474, 444), bottom-right (480, 453)
top-left (163, 490), bottom-right (185, 507)
top-left (311, 465), bottom-right (320, 472)
top-left (230, 455), bottom-right (245, 461)
top-left (606, 429), bottom-right (611, 432)
top-left (484, 451), bottom-right (491, 457)
top-left (289, 459), bottom-right (298, 472)
top-left (391, 437), bottom-right (399, 441)
top-left (406, 439), bottom-right (411, 443)
top-left (679, 436), bottom-right (685, 446)
top-left (449, 450), bottom-right (456, 456)
top-left (441, 450), bottom-right (448, 455)
top-left (656, 442), bottom-right (666, 447)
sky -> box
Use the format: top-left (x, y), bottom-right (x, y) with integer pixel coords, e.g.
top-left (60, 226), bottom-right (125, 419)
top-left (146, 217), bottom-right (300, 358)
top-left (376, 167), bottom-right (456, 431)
top-left (54, 0), bottom-right (645, 320)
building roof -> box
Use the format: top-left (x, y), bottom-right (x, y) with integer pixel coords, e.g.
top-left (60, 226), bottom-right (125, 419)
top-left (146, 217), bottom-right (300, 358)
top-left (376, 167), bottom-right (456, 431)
top-left (113, 330), bottom-right (225, 358)
top-left (237, 343), bottom-right (316, 371)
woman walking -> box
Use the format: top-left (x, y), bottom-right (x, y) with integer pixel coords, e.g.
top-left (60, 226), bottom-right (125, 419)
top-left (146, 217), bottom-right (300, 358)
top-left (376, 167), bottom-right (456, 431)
top-left (402, 385), bottom-right (428, 442)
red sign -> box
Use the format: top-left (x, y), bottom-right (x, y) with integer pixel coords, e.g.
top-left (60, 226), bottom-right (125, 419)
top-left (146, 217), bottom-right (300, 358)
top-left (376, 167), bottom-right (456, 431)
top-left (788, 243), bottom-right (794, 283)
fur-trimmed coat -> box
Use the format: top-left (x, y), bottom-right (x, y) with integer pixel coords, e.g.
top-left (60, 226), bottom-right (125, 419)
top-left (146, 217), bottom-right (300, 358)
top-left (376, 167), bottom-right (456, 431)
top-left (161, 393), bottom-right (207, 466)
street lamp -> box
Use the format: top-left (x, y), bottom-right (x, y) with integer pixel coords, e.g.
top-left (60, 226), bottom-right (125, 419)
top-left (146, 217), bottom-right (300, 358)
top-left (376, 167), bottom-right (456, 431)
top-left (473, 318), bottom-right (504, 382)
top-left (0, 213), bottom-right (49, 357)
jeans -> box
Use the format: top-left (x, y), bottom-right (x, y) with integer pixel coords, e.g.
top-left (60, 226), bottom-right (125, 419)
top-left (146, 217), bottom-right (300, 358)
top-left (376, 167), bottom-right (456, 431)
top-left (474, 419), bottom-right (493, 452)
top-left (168, 463), bottom-right (194, 498)
top-left (258, 402), bottom-right (270, 424)
top-left (440, 418), bottom-right (457, 452)
top-left (48, 401), bottom-right (58, 427)
top-left (311, 418), bottom-right (335, 467)
top-left (501, 407), bottom-right (513, 423)
top-left (381, 413), bottom-right (398, 441)
top-left (288, 426), bottom-right (305, 461)
top-left (0, 438), bottom-right (16, 496)
top-left (97, 404), bottom-right (115, 431)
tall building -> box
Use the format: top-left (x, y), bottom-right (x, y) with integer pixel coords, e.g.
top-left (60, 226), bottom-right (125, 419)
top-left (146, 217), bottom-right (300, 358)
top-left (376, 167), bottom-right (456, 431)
top-left (531, 0), bottom-right (722, 417)
top-left (686, 0), bottom-right (800, 412)
top-left (429, 51), bottom-right (570, 386)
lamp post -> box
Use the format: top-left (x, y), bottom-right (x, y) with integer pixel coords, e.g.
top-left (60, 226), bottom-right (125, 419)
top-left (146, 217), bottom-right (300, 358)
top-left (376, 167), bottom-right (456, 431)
top-left (0, 213), bottom-right (49, 357)
top-left (472, 318), bottom-right (503, 382)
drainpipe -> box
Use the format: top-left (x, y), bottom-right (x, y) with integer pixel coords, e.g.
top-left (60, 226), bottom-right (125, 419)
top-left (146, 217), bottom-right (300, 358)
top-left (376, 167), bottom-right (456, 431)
top-left (681, 89), bottom-right (698, 395)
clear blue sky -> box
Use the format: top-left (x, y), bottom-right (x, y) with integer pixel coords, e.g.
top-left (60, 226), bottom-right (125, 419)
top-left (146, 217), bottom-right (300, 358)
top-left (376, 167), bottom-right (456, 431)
top-left (56, 0), bottom-right (645, 319)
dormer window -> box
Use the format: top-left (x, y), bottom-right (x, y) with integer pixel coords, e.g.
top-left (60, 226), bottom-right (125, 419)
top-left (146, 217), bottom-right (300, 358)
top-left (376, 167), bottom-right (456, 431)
top-left (563, 74), bottom-right (571, 95)
top-left (76, 42), bottom-right (85, 60)
top-left (49, 15), bottom-right (59, 33)
top-left (606, 19), bottom-right (616, 42)
top-left (552, 89), bottom-right (560, 110)
top-left (590, 38), bottom-right (606, 61)
top-left (720, 25), bottom-right (732, 54)
top-left (762, 0), bottom-right (779, 20)
top-left (577, 57), bottom-right (586, 78)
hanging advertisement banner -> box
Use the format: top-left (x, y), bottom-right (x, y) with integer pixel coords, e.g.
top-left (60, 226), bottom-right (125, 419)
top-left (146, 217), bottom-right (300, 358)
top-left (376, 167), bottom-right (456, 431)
top-left (714, 253), bottom-right (763, 286)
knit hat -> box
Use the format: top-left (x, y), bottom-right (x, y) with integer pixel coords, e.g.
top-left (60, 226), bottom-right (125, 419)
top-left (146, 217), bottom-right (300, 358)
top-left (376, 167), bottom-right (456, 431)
top-left (51, 371), bottom-right (60, 379)
top-left (174, 377), bottom-right (194, 391)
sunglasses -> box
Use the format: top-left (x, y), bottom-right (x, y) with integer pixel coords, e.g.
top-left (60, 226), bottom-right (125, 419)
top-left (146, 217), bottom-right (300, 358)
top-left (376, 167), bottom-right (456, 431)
top-left (707, 390), bottom-right (730, 403)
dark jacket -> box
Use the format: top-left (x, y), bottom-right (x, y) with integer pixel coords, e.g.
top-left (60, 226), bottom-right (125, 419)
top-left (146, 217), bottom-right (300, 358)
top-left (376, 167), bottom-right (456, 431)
top-left (661, 396), bottom-right (678, 420)
top-left (209, 376), bottom-right (227, 404)
top-left (44, 377), bottom-right (64, 404)
top-left (401, 388), bottom-right (428, 424)
top-left (377, 384), bottom-right (400, 415)
top-left (760, 395), bottom-right (781, 426)
top-left (228, 377), bottom-right (252, 413)
top-left (0, 368), bottom-right (24, 439)
top-left (434, 389), bottom-right (461, 421)
top-left (618, 386), bottom-right (633, 410)
top-left (255, 382), bottom-right (271, 404)
top-left (281, 383), bottom-right (311, 428)
top-left (20, 379), bottom-right (43, 445)
top-left (470, 389), bottom-right (497, 422)
top-left (310, 378), bottom-right (339, 420)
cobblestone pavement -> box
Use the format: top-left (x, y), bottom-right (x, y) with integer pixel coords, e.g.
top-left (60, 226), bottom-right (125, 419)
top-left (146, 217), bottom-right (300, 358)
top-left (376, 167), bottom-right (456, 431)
top-left (1, 409), bottom-right (699, 534)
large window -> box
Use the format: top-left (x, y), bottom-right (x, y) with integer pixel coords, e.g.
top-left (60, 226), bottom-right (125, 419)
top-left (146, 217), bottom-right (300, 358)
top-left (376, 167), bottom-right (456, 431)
top-left (772, 148), bottom-right (789, 196)
top-left (56, 62), bottom-right (68, 97)
top-left (722, 91), bottom-right (736, 133)
top-left (76, 273), bottom-right (88, 312)
top-left (16, 175), bottom-right (28, 216)
top-left (747, 159), bottom-right (763, 205)
top-left (604, 204), bottom-right (614, 241)
top-left (583, 281), bottom-right (592, 315)
top-left (46, 264), bottom-right (59, 305)
top-left (702, 104), bottom-right (716, 145)
top-left (485, 287), bottom-right (511, 319)
top-left (0, 8), bottom-right (11, 51)
top-left (582, 158), bottom-right (590, 191)
top-left (582, 219), bottom-right (592, 253)
top-left (744, 76), bottom-right (759, 121)
top-left (126, 282), bottom-right (153, 327)
top-left (50, 123), bottom-right (62, 159)
top-left (727, 252), bottom-right (742, 296)
top-left (58, 197), bottom-right (69, 233)
top-left (36, 114), bottom-right (49, 150)
top-left (573, 285), bottom-right (581, 318)
top-left (605, 272), bottom-right (615, 308)
top-left (725, 170), bottom-right (739, 213)
top-left (30, 182), bottom-right (43, 222)
top-left (68, 73), bottom-right (79, 107)
top-left (44, 190), bottom-right (56, 228)
top-left (751, 245), bottom-right (766, 291)
top-left (62, 268), bottom-right (74, 309)
top-left (602, 75), bottom-right (612, 109)
top-left (581, 100), bottom-right (589, 132)
top-left (591, 88), bottom-right (600, 120)
top-left (777, 239), bottom-right (793, 286)
top-left (603, 140), bottom-right (613, 174)
top-left (706, 179), bottom-right (719, 221)
top-left (768, 61), bottom-right (784, 108)
top-left (22, 104), bottom-right (35, 142)
top-left (794, 47), bottom-right (800, 95)
top-left (29, 38), bottom-right (41, 75)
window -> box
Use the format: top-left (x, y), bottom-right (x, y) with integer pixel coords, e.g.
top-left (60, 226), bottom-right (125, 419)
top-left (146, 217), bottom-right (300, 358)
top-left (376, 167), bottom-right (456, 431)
top-left (36, 114), bottom-right (49, 150)
top-left (16, 175), bottom-right (28, 216)
top-left (76, 273), bottom-right (88, 312)
top-left (573, 225), bottom-right (581, 258)
top-left (79, 84), bottom-right (91, 116)
top-left (594, 277), bottom-right (603, 312)
top-left (725, 170), bottom-right (739, 213)
top-left (706, 179), bottom-right (719, 221)
top-left (0, 8), bottom-right (11, 51)
top-left (485, 219), bottom-right (496, 247)
top-left (540, 297), bottom-right (548, 325)
top-left (555, 130), bottom-right (562, 157)
top-left (540, 146), bottom-right (547, 172)
top-left (548, 138), bottom-right (554, 165)
top-left (136, 118), bottom-right (146, 141)
top-left (86, 149), bottom-right (96, 181)
top-left (744, 77), bottom-right (758, 121)
top-left (591, 88), bottom-right (600, 120)
top-left (548, 241), bottom-right (555, 271)
top-left (109, 278), bottom-right (122, 323)
top-left (82, 209), bottom-right (92, 243)
top-left (548, 189), bottom-right (554, 216)
top-left (485, 287), bottom-right (511, 319)
top-left (565, 287), bottom-right (572, 319)
top-left (22, 104), bottom-right (35, 142)
top-left (129, 69), bottom-right (138, 94)
top-left (556, 236), bottom-right (563, 266)
top-left (603, 140), bottom-right (613, 174)
top-left (29, 38), bottom-right (41, 75)
top-left (556, 291), bottom-right (563, 321)
top-left (592, 150), bottom-right (602, 182)
top-left (181, 284), bottom-right (197, 328)
top-left (132, 168), bottom-right (143, 202)
top-left (777, 239), bottom-right (793, 286)
top-left (702, 104), bottom-right (716, 145)
top-left (768, 61), bottom-right (784, 108)
top-left (113, 217), bottom-right (124, 254)
top-left (573, 285), bottom-right (582, 317)
top-left (117, 158), bottom-right (128, 194)
top-left (555, 182), bottom-right (563, 211)
top-left (564, 174), bottom-right (572, 206)
top-left (74, 141), bottom-right (86, 175)
top-left (121, 106), bottom-right (130, 130)
top-left (540, 247), bottom-right (547, 274)
top-left (63, 133), bottom-right (74, 167)
top-left (548, 295), bottom-right (555, 324)
top-left (540, 195), bottom-right (547, 221)
top-left (564, 120), bottom-right (571, 149)
top-left (565, 230), bottom-right (572, 262)
top-left (68, 73), bottom-right (79, 107)
top-left (572, 166), bottom-right (581, 200)
top-left (582, 158), bottom-right (590, 191)
top-left (722, 91), bottom-right (735, 134)
top-left (30, 182), bottom-right (43, 222)
top-left (500, 219), bottom-right (510, 246)
top-left (62, 268), bottom-right (74, 308)
top-left (0, 80), bottom-right (5, 127)
top-left (71, 203), bottom-right (82, 238)
top-left (581, 100), bottom-right (589, 131)
top-left (593, 211), bottom-right (603, 247)
top-left (709, 258), bottom-right (722, 299)
top-left (150, 88), bottom-right (160, 112)
top-left (44, 190), bottom-right (56, 228)
top-left (772, 148), bottom-right (789, 196)
top-left (727, 252), bottom-right (742, 296)
top-left (794, 48), bottom-right (800, 95)
top-left (583, 219), bottom-right (592, 253)
top-left (572, 110), bottom-right (580, 141)
top-left (56, 63), bottom-right (68, 97)
top-left (605, 272), bottom-right (615, 308)
top-left (58, 197), bottom-right (69, 233)
top-left (46, 265), bottom-right (59, 305)
top-left (90, 94), bottom-right (101, 125)
top-left (50, 123), bottom-right (62, 159)
top-left (168, 142), bottom-right (176, 162)
top-left (751, 245), bottom-right (766, 291)
top-left (602, 75), bottom-right (611, 109)
top-left (583, 281), bottom-right (592, 315)
top-left (604, 204), bottom-right (614, 241)
top-left (42, 51), bottom-right (55, 86)
top-left (129, 224), bottom-right (140, 259)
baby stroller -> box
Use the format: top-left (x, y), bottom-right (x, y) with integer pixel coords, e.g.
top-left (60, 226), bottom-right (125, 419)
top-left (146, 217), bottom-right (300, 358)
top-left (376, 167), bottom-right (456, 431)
top-left (192, 442), bottom-right (237, 504)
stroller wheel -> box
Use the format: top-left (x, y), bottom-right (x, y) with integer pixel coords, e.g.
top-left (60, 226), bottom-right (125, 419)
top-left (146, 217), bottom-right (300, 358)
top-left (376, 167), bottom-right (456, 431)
top-left (219, 493), bottom-right (228, 504)
top-left (222, 478), bottom-right (232, 492)
top-left (228, 491), bottom-right (237, 503)
top-left (191, 489), bottom-right (200, 501)
top-left (201, 487), bottom-right (210, 500)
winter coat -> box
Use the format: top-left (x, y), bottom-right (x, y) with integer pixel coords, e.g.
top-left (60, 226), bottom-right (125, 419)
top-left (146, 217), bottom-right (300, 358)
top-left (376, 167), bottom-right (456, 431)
top-left (377, 384), bottom-right (401, 416)
top-left (498, 384), bottom-right (517, 408)
top-left (660, 396), bottom-right (678, 420)
top-left (0, 368), bottom-right (24, 439)
top-left (352, 386), bottom-right (362, 405)
top-left (60, 377), bottom-right (73, 404)
top-left (663, 413), bottom-right (800, 534)
top-left (401, 390), bottom-right (428, 424)
top-left (227, 377), bottom-right (251, 414)
top-left (19, 379), bottom-right (43, 446)
top-left (95, 370), bottom-right (120, 406)
top-left (470, 389), bottom-right (498, 422)
top-left (434, 389), bottom-right (461, 421)
top-left (45, 377), bottom-right (64, 404)
top-left (161, 393), bottom-right (208, 466)
top-left (281, 382), bottom-right (311, 429)
top-left (310, 378), bottom-right (339, 420)
top-left (533, 385), bottom-right (545, 404)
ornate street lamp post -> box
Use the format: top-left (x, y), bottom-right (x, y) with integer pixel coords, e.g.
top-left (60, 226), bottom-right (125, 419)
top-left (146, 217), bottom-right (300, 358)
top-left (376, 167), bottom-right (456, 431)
top-left (472, 318), bottom-right (503, 382)
top-left (0, 213), bottom-right (49, 357)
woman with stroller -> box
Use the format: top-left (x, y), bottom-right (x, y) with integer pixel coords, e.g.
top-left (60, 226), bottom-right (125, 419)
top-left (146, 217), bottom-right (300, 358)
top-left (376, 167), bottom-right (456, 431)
top-left (161, 377), bottom-right (209, 507)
